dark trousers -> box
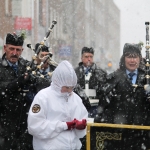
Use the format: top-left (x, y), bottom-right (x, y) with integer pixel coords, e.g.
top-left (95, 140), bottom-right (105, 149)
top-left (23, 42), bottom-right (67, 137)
top-left (88, 106), bottom-right (98, 118)
top-left (80, 136), bottom-right (86, 150)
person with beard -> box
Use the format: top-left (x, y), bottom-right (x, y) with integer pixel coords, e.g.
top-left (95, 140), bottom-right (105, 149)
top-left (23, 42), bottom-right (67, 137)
top-left (28, 60), bottom-right (88, 150)
top-left (94, 43), bottom-right (150, 149)
top-left (0, 32), bottom-right (49, 150)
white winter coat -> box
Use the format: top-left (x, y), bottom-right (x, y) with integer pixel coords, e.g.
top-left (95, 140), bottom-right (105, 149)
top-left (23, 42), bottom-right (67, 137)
top-left (28, 60), bottom-right (88, 150)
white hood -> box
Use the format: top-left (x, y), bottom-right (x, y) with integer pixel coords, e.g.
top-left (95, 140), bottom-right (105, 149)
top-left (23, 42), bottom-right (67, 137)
top-left (51, 60), bottom-right (77, 93)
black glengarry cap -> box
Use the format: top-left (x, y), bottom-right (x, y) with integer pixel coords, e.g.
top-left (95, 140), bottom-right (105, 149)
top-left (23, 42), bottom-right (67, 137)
top-left (123, 43), bottom-right (141, 55)
top-left (81, 47), bottom-right (94, 55)
top-left (6, 32), bottom-right (24, 46)
top-left (35, 43), bottom-right (50, 52)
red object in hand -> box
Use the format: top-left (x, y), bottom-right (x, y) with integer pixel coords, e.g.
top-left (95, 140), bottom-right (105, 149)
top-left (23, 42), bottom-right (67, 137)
top-left (75, 119), bottom-right (87, 130)
top-left (66, 120), bottom-right (76, 130)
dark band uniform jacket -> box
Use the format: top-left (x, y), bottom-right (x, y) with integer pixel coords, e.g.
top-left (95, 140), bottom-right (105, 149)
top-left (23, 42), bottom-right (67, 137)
top-left (0, 54), bottom-right (32, 149)
top-left (75, 62), bottom-right (107, 109)
top-left (95, 68), bottom-right (150, 125)
top-left (0, 56), bottom-right (49, 149)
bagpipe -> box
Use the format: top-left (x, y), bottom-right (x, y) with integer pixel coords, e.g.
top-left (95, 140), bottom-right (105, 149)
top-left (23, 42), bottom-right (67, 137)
top-left (132, 21), bottom-right (150, 92)
top-left (26, 20), bottom-right (58, 79)
top-left (144, 22), bottom-right (150, 92)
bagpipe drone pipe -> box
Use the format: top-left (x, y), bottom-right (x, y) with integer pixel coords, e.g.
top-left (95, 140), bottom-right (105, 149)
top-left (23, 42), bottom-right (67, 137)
top-left (26, 20), bottom-right (58, 79)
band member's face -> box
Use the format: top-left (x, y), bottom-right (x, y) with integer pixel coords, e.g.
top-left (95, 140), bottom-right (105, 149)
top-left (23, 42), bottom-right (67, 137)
top-left (37, 51), bottom-right (49, 65)
top-left (81, 52), bottom-right (94, 67)
top-left (4, 44), bottom-right (23, 64)
top-left (125, 54), bottom-right (140, 72)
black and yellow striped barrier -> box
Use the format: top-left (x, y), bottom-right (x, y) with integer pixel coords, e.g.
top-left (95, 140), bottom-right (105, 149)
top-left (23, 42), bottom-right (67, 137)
top-left (86, 123), bottom-right (150, 150)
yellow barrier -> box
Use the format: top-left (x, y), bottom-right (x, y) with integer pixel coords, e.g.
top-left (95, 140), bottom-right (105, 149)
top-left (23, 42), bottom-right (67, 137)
top-left (86, 123), bottom-right (150, 150)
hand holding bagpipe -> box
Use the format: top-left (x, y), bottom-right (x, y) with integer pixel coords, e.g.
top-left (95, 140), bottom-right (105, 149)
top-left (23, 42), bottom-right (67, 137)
top-left (25, 20), bottom-right (58, 78)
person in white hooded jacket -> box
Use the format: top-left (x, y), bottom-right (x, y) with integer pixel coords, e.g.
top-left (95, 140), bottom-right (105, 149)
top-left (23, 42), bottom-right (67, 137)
top-left (27, 60), bottom-right (88, 150)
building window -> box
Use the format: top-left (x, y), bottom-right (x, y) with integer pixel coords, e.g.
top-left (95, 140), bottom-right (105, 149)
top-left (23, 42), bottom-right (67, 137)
top-left (5, 0), bottom-right (9, 16)
top-left (12, 0), bottom-right (22, 17)
top-left (39, 0), bottom-right (43, 26)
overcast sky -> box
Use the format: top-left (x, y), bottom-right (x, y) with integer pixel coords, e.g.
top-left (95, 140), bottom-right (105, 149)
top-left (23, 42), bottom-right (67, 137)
top-left (113, 0), bottom-right (150, 57)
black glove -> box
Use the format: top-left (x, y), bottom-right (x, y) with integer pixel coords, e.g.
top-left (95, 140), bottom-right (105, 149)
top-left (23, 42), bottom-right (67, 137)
top-left (27, 73), bottom-right (37, 84)
top-left (7, 75), bottom-right (27, 91)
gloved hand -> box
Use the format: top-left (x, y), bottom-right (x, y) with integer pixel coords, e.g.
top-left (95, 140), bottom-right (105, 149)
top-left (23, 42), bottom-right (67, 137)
top-left (7, 72), bottom-right (36, 91)
top-left (23, 72), bottom-right (37, 84)
top-left (28, 73), bottom-right (37, 84)
top-left (74, 119), bottom-right (87, 130)
top-left (66, 120), bottom-right (76, 130)
top-left (7, 74), bottom-right (27, 91)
